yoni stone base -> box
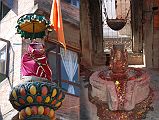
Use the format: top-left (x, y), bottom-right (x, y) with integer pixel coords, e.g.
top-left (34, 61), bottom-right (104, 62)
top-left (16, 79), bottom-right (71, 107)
top-left (89, 68), bottom-right (151, 111)
top-left (88, 87), bottom-right (153, 120)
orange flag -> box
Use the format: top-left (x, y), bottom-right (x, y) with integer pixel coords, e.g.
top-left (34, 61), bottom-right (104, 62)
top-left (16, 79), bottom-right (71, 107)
top-left (50, 0), bottom-right (66, 50)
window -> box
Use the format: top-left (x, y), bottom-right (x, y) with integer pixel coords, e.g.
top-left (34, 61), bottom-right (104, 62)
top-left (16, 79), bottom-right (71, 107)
top-left (64, 0), bottom-right (71, 3)
top-left (0, 1), bottom-right (11, 21)
top-left (72, 0), bottom-right (79, 7)
top-left (60, 48), bottom-right (80, 96)
top-left (0, 39), bottom-right (10, 82)
top-left (45, 42), bottom-right (80, 96)
top-left (64, 0), bottom-right (80, 8)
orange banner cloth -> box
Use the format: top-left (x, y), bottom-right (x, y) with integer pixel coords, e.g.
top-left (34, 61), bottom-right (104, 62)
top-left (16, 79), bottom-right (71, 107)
top-left (50, 0), bottom-right (66, 49)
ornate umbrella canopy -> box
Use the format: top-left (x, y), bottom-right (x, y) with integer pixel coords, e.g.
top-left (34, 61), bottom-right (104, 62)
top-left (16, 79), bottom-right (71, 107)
top-left (16, 14), bottom-right (50, 39)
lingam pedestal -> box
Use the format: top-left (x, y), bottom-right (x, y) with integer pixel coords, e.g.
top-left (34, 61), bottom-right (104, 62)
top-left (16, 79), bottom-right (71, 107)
top-left (88, 44), bottom-right (153, 120)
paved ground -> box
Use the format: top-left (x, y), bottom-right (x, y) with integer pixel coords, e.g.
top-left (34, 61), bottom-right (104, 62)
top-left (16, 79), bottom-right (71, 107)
top-left (56, 93), bottom-right (80, 120)
top-left (144, 69), bottom-right (159, 120)
top-left (80, 68), bottom-right (159, 120)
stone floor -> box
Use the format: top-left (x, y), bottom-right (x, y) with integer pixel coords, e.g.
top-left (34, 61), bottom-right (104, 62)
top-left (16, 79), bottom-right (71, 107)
top-left (56, 93), bottom-right (80, 120)
top-left (80, 68), bottom-right (159, 120)
top-left (144, 69), bottom-right (159, 120)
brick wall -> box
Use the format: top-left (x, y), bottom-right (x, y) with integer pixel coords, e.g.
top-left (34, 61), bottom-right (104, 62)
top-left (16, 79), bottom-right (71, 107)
top-left (35, 1), bottom-right (80, 28)
top-left (61, 0), bottom-right (79, 22)
top-left (35, 0), bottom-right (80, 49)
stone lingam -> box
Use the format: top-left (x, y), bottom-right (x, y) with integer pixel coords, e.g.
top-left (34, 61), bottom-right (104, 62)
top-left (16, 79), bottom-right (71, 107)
top-left (88, 44), bottom-right (153, 120)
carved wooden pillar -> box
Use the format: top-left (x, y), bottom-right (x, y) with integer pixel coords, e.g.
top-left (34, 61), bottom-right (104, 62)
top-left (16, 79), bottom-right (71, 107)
top-left (131, 0), bottom-right (144, 53)
top-left (80, 0), bottom-right (93, 67)
top-left (80, 0), bottom-right (105, 67)
top-left (90, 0), bottom-right (106, 66)
top-left (143, 0), bottom-right (154, 68)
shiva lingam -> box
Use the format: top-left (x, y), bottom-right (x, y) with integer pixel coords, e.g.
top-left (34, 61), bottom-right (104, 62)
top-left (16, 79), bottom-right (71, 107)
top-left (88, 44), bottom-right (153, 120)
top-left (9, 14), bottom-right (65, 120)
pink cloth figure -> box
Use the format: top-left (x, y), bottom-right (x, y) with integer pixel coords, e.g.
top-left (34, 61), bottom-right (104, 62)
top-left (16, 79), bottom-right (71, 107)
top-left (21, 42), bottom-right (52, 81)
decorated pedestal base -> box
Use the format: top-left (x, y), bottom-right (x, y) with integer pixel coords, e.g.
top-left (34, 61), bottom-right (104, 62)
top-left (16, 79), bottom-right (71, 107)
top-left (89, 67), bottom-right (151, 111)
top-left (88, 86), bottom-right (153, 120)
top-left (9, 79), bottom-right (64, 120)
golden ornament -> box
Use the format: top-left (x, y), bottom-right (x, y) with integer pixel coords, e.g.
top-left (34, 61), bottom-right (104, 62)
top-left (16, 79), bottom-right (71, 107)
top-left (30, 85), bottom-right (36, 95)
top-left (27, 96), bottom-right (33, 103)
top-left (52, 89), bottom-right (57, 97)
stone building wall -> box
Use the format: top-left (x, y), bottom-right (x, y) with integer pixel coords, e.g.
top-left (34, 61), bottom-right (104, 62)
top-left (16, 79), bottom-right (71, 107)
top-left (0, 0), bottom-right (37, 117)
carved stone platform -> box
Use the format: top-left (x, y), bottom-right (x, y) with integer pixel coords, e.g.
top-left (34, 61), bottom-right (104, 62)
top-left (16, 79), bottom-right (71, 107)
top-left (88, 85), bottom-right (153, 120)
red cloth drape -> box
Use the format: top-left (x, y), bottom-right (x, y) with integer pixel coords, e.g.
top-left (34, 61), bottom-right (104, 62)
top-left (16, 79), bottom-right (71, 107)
top-left (21, 43), bottom-right (52, 80)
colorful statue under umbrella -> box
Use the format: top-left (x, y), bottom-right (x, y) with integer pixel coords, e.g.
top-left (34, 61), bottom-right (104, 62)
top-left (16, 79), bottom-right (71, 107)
top-left (9, 14), bottom-right (65, 120)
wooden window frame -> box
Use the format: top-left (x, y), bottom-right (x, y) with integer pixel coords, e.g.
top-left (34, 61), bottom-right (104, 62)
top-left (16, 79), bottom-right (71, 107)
top-left (0, 38), bottom-right (10, 81)
top-left (45, 40), bottom-right (80, 96)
